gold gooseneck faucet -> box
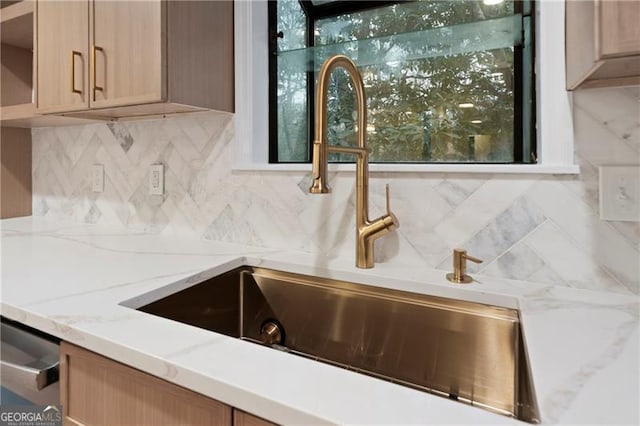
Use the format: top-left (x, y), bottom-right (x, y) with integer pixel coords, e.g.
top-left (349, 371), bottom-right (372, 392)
top-left (309, 55), bottom-right (399, 269)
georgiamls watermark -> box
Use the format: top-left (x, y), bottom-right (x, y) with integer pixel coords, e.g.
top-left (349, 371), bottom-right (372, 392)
top-left (0, 405), bottom-right (62, 426)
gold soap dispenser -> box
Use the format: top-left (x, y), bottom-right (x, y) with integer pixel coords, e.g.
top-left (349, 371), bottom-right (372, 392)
top-left (446, 249), bottom-right (483, 284)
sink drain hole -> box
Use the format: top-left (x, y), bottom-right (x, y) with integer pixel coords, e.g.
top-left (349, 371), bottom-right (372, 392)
top-left (260, 319), bottom-right (285, 346)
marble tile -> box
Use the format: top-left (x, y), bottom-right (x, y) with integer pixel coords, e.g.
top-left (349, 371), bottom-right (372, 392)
top-left (434, 179), bottom-right (474, 208)
top-left (83, 203), bottom-right (102, 224)
top-left (528, 177), bottom-right (639, 293)
top-left (527, 179), bottom-right (601, 259)
top-left (30, 87), bottom-right (640, 295)
top-left (594, 222), bottom-right (640, 294)
top-left (526, 263), bottom-right (568, 286)
top-left (203, 204), bottom-right (263, 247)
top-left (33, 197), bottom-right (49, 216)
top-left (572, 94), bottom-right (640, 164)
top-left (525, 220), bottom-right (631, 294)
top-left (433, 176), bottom-right (539, 248)
top-left (93, 198), bottom-right (123, 229)
top-left (404, 230), bottom-right (454, 268)
top-left (122, 119), bottom-right (168, 167)
top-left (388, 178), bottom-right (454, 233)
top-left (573, 86), bottom-right (640, 152)
top-left (436, 196), bottom-right (546, 273)
top-left (609, 221), bottom-right (640, 250)
top-left (560, 157), bottom-right (598, 213)
top-left (107, 122), bottom-right (134, 153)
top-left (481, 241), bottom-right (565, 285)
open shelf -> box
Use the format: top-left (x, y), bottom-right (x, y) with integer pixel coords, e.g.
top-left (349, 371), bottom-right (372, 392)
top-left (1, 0), bottom-right (33, 49)
top-left (1, 1), bottom-right (36, 125)
top-left (0, 102), bottom-right (34, 119)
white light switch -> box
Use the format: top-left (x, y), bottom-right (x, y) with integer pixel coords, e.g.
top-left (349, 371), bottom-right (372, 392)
top-left (92, 164), bottom-right (104, 193)
top-left (599, 166), bottom-right (640, 222)
top-left (149, 164), bottom-right (164, 196)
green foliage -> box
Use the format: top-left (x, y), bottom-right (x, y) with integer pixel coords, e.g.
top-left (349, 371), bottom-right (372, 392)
top-left (276, 0), bottom-right (520, 163)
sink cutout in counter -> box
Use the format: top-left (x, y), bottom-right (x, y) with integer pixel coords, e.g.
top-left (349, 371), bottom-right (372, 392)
top-left (130, 266), bottom-right (540, 423)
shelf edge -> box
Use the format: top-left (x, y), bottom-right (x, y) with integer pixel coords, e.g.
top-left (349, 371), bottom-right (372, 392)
top-left (0, 1), bottom-right (34, 25)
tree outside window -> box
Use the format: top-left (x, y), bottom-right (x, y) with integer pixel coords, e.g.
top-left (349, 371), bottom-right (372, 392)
top-left (272, 0), bottom-right (533, 164)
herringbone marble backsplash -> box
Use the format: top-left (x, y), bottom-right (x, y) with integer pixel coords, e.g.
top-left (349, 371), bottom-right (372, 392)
top-left (32, 87), bottom-right (640, 295)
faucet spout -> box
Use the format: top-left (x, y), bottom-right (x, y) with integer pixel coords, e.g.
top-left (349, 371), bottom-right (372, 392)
top-left (309, 55), bottom-right (399, 269)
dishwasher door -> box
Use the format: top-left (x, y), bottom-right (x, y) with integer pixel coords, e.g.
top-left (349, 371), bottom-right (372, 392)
top-left (0, 319), bottom-right (60, 405)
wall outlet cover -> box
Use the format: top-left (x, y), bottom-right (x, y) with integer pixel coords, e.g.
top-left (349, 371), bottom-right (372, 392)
top-left (92, 164), bottom-right (104, 193)
top-left (599, 165), bottom-right (640, 222)
top-left (149, 164), bottom-right (164, 196)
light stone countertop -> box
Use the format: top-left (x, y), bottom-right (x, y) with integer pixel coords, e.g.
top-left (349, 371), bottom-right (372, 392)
top-left (1, 217), bottom-right (638, 425)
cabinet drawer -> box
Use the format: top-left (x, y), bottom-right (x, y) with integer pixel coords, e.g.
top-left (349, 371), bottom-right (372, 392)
top-left (60, 342), bottom-right (231, 425)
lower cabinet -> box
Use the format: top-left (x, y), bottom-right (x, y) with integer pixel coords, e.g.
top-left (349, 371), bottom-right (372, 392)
top-left (233, 410), bottom-right (277, 426)
top-left (60, 342), bottom-right (276, 426)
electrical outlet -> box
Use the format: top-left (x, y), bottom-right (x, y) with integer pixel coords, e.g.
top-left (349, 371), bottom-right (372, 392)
top-left (92, 164), bottom-right (104, 193)
top-left (599, 166), bottom-right (640, 222)
top-left (149, 164), bottom-right (164, 196)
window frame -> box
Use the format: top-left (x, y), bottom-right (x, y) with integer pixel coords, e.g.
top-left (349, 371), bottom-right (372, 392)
top-left (233, 0), bottom-right (578, 174)
top-left (268, 0), bottom-right (409, 164)
top-left (269, 0), bottom-right (535, 165)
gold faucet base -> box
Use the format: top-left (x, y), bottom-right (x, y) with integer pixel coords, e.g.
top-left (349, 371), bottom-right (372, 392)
top-left (446, 273), bottom-right (473, 284)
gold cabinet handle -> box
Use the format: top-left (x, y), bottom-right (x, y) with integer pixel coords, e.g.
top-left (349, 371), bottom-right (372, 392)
top-left (71, 51), bottom-right (82, 94)
top-left (92, 45), bottom-right (104, 101)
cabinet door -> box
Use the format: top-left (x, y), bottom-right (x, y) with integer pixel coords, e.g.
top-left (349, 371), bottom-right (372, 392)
top-left (36, 0), bottom-right (89, 113)
top-left (599, 0), bottom-right (640, 58)
top-left (233, 410), bottom-right (278, 426)
top-left (90, 0), bottom-right (165, 109)
top-left (60, 342), bottom-right (232, 425)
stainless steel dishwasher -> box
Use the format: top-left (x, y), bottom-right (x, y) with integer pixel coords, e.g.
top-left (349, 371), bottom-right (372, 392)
top-left (0, 318), bottom-right (60, 405)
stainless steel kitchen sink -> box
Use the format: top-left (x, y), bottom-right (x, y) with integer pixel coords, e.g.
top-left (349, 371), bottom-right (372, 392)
top-left (136, 266), bottom-right (539, 423)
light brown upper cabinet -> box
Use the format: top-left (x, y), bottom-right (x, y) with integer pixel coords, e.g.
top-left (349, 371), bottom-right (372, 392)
top-left (566, 0), bottom-right (640, 90)
top-left (91, 1), bottom-right (164, 110)
top-left (36, 0), bottom-right (234, 118)
top-left (36, 0), bottom-right (89, 113)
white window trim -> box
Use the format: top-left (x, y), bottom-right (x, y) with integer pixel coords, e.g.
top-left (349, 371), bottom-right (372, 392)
top-left (233, 0), bottom-right (579, 175)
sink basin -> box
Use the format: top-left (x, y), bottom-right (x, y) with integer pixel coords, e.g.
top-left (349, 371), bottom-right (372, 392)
top-left (136, 266), bottom-right (539, 423)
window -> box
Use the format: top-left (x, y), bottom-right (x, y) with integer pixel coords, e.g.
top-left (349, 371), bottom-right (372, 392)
top-left (269, 0), bottom-right (535, 165)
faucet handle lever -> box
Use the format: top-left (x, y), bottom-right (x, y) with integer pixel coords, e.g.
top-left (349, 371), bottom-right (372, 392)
top-left (385, 183), bottom-right (391, 214)
top-left (383, 183), bottom-right (399, 229)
